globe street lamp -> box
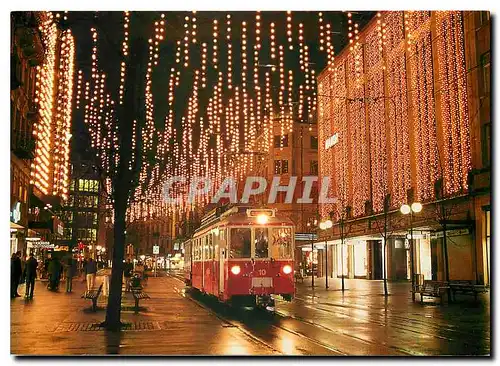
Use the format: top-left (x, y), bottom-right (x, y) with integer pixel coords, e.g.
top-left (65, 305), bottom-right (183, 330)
top-left (400, 202), bottom-right (423, 301)
top-left (319, 219), bottom-right (333, 289)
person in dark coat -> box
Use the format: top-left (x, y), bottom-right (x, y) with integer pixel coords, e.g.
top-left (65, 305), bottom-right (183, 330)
top-left (48, 257), bottom-right (61, 291)
top-left (24, 252), bottom-right (38, 299)
top-left (11, 251), bottom-right (22, 298)
top-left (84, 257), bottom-right (97, 291)
top-left (65, 256), bottom-right (77, 293)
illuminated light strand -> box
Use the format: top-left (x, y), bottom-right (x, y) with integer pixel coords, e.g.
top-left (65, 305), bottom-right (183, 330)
top-left (213, 19), bottom-right (218, 69)
top-left (318, 12), bottom-right (325, 51)
top-left (435, 11), bottom-right (471, 195)
top-left (384, 11), bottom-right (411, 207)
top-left (347, 49), bottom-right (369, 217)
top-left (405, 11), bottom-right (439, 202)
top-left (53, 29), bottom-right (75, 199)
top-left (31, 13), bottom-right (57, 194)
top-left (366, 23), bottom-right (387, 213)
top-left (286, 11), bottom-right (293, 50)
top-left (226, 14), bottom-right (232, 88)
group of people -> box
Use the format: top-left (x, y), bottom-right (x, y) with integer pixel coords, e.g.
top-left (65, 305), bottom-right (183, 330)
top-left (10, 251), bottom-right (36, 298)
top-left (11, 252), bottom-right (100, 299)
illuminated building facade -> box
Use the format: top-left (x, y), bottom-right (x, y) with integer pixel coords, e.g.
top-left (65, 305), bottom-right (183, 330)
top-left (317, 11), bottom-right (490, 284)
top-left (60, 159), bottom-right (107, 262)
top-left (10, 12), bottom-right (75, 256)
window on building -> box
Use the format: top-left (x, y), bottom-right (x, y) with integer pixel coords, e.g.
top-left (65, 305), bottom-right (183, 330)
top-left (274, 134), bottom-right (289, 148)
top-left (481, 122), bottom-right (491, 167)
top-left (480, 11), bottom-right (490, 26)
top-left (310, 160), bottom-right (318, 175)
top-left (481, 51), bottom-right (490, 98)
top-left (274, 160), bottom-right (289, 174)
top-left (310, 136), bottom-right (318, 149)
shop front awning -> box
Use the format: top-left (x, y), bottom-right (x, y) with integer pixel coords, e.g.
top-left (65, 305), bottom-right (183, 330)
top-left (10, 222), bottom-right (24, 230)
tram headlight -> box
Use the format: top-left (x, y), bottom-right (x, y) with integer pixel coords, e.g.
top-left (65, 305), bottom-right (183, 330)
top-left (256, 214), bottom-right (269, 225)
top-left (231, 265), bottom-right (241, 275)
top-left (282, 265), bottom-right (292, 274)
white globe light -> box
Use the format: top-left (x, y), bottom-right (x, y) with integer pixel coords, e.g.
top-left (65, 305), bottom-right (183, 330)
top-left (319, 222), bottom-right (327, 230)
top-left (325, 220), bottom-right (333, 229)
top-left (400, 204), bottom-right (411, 215)
top-left (411, 202), bottom-right (423, 213)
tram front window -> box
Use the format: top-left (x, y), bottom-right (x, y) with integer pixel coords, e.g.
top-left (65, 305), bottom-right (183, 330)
top-left (230, 228), bottom-right (251, 258)
top-left (254, 228), bottom-right (269, 258)
top-left (271, 227), bottom-right (292, 259)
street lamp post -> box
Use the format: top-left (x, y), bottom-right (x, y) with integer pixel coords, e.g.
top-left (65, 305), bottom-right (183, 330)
top-left (319, 219), bottom-right (333, 289)
top-left (400, 202), bottom-right (423, 302)
top-left (307, 219), bottom-right (318, 289)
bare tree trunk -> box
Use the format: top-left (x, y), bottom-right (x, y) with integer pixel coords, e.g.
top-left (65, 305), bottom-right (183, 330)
top-left (101, 37), bottom-right (147, 330)
top-left (102, 187), bottom-right (127, 330)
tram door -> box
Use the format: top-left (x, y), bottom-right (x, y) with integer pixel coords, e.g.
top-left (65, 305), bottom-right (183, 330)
top-left (219, 246), bottom-right (225, 295)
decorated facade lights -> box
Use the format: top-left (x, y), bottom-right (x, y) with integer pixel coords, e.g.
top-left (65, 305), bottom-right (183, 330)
top-left (31, 13), bottom-right (57, 194)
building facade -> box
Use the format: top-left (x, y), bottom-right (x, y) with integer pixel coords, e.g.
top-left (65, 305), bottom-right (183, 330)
top-left (60, 159), bottom-right (107, 261)
top-left (316, 11), bottom-right (490, 284)
top-left (11, 12), bottom-right (75, 258)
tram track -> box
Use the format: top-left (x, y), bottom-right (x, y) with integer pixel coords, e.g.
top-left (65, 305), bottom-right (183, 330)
top-left (284, 295), bottom-right (490, 345)
top-left (167, 273), bottom-right (343, 355)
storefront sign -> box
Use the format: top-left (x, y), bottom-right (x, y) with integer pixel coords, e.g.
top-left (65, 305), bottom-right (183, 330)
top-left (295, 233), bottom-right (318, 241)
top-left (431, 228), bottom-right (470, 239)
top-left (325, 133), bottom-right (339, 149)
top-left (28, 241), bottom-right (55, 249)
top-left (10, 202), bottom-right (21, 223)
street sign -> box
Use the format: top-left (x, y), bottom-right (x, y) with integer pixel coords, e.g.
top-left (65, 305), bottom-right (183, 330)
top-left (153, 245), bottom-right (159, 254)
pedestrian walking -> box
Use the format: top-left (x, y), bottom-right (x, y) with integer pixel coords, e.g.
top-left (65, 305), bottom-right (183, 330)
top-left (84, 257), bottom-right (97, 291)
top-left (123, 259), bottom-right (133, 292)
top-left (24, 252), bottom-right (38, 299)
top-left (48, 256), bottom-right (62, 291)
top-left (65, 256), bottom-right (77, 293)
top-left (11, 251), bottom-right (22, 298)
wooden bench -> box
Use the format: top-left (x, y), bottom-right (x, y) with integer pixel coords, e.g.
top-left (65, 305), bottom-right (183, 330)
top-left (131, 286), bottom-right (150, 314)
top-left (450, 280), bottom-right (488, 301)
top-left (81, 283), bottom-right (103, 312)
top-left (413, 280), bottom-right (449, 304)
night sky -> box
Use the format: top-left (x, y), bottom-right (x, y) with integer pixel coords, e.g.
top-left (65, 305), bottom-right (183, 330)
top-left (65, 11), bottom-right (375, 158)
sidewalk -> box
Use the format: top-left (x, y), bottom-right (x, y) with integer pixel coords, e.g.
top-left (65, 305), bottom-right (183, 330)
top-left (275, 276), bottom-right (490, 355)
top-left (10, 274), bottom-right (277, 355)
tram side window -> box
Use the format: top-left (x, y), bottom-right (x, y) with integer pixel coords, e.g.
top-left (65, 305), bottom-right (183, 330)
top-left (254, 228), bottom-right (269, 258)
top-left (271, 228), bottom-right (292, 259)
top-left (197, 239), bottom-right (201, 261)
top-left (194, 241), bottom-right (198, 261)
top-left (230, 228), bottom-right (251, 258)
top-left (209, 234), bottom-right (213, 260)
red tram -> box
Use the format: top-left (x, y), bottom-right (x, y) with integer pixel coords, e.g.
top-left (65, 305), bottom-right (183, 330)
top-left (183, 206), bottom-right (295, 308)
